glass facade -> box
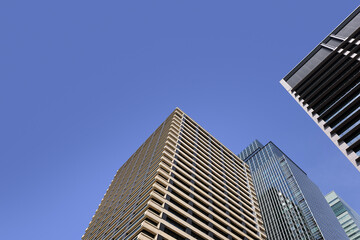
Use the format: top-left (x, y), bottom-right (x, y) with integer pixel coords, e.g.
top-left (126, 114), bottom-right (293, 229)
top-left (325, 191), bottom-right (360, 240)
top-left (239, 140), bottom-right (348, 240)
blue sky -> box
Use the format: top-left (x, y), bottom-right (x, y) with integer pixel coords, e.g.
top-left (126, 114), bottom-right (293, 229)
top-left (1, 1), bottom-right (359, 239)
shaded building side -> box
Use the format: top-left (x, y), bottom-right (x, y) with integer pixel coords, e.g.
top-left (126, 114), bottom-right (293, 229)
top-left (280, 6), bottom-right (360, 171)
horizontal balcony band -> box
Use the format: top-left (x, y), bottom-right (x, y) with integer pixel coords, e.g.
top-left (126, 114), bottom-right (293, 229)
top-left (355, 156), bottom-right (360, 164)
top-left (330, 108), bottom-right (360, 135)
top-left (301, 54), bottom-right (356, 102)
top-left (308, 60), bottom-right (360, 110)
top-left (317, 80), bottom-right (360, 120)
top-left (338, 123), bottom-right (360, 144)
top-left (293, 49), bottom-right (345, 93)
top-left (293, 30), bottom-right (360, 93)
top-left (324, 94), bottom-right (360, 128)
top-left (347, 138), bottom-right (360, 153)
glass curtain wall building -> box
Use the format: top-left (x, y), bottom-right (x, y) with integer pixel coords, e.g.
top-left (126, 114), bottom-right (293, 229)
top-left (325, 191), bottom-right (360, 239)
top-left (280, 6), bottom-right (360, 171)
top-left (83, 108), bottom-right (266, 240)
top-left (239, 140), bottom-right (348, 240)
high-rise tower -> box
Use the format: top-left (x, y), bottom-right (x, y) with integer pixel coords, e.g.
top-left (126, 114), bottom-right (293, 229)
top-left (239, 140), bottom-right (348, 240)
top-left (325, 191), bottom-right (360, 240)
top-left (280, 6), bottom-right (360, 171)
top-left (83, 108), bottom-right (266, 240)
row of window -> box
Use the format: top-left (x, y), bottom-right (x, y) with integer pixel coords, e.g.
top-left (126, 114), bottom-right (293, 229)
top-left (83, 116), bottom-right (180, 239)
top-left (179, 122), bottom-right (255, 196)
top-left (165, 181), bottom-right (257, 240)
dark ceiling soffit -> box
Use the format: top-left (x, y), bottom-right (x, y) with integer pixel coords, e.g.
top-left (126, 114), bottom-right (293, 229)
top-left (282, 6), bottom-right (360, 84)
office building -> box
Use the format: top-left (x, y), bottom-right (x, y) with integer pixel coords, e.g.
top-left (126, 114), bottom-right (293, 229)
top-left (325, 191), bottom-right (360, 239)
top-left (83, 108), bottom-right (266, 240)
top-left (239, 140), bottom-right (348, 240)
top-left (280, 6), bottom-right (360, 171)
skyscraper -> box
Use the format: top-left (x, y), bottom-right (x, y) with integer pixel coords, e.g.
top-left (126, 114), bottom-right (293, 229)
top-left (83, 108), bottom-right (266, 240)
top-left (239, 140), bottom-right (348, 240)
top-left (280, 6), bottom-right (360, 171)
top-left (325, 191), bottom-right (360, 240)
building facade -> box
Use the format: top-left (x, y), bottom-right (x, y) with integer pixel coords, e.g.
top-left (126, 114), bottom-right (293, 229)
top-left (325, 191), bottom-right (360, 240)
top-left (83, 108), bottom-right (266, 240)
top-left (280, 6), bottom-right (360, 171)
top-left (239, 140), bottom-right (348, 240)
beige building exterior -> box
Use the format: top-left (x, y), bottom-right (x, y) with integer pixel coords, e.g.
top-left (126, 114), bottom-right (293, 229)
top-left (83, 108), bottom-right (266, 240)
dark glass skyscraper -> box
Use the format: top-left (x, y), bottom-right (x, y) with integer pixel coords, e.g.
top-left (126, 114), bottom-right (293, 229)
top-left (280, 6), bottom-right (360, 171)
top-left (240, 140), bottom-right (348, 240)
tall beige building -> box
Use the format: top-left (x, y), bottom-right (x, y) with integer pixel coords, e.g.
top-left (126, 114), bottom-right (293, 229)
top-left (83, 108), bottom-right (266, 240)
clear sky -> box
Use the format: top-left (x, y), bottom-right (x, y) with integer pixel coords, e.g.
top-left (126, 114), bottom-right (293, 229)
top-left (1, 1), bottom-right (359, 239)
